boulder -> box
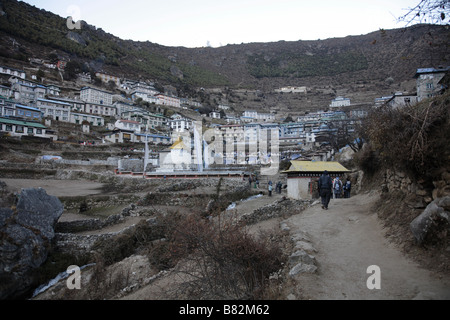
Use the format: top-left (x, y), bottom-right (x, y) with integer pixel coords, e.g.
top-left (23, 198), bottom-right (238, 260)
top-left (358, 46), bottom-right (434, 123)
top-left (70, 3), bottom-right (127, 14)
top-left (288, 249), bottom-right (316, 266)
top-left (0, 188), bottom-right (64, 299)
top-left (410, 196), bottom-right (450, 246)
top-left (289, 263), bottom-right (317, 276)
top-left (294, 241), bottom-right (317, 254)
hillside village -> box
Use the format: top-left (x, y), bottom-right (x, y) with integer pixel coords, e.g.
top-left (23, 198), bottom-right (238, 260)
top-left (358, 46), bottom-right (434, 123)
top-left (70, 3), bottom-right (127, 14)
top-left (0, 0), bottom-right (450, 303)
top-left (0, 61), bottom-right (448, 172)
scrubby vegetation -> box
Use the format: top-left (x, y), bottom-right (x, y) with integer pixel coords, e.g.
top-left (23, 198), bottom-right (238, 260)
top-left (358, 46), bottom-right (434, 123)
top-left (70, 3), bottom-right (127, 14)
top-left (89, 210), bottom-right (284, 300)
top-left (247, 51), bottom-right (368, 78)
top-left (0, 0), bottom-right (229, 87)
top-left (355, 91), bottom-right (450, 181)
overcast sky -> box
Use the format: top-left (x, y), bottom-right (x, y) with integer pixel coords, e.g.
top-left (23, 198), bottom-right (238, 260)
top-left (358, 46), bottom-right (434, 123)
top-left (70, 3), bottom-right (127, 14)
top-left (23, 0), bottom-right (421, 48)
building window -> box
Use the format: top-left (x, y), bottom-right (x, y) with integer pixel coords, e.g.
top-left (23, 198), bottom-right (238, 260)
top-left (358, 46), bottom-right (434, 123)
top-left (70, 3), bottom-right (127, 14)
top-left (6, 125), bottom-right (12, 131)
top-left (16, 125), bottom-right (24, 133)
top-left (36, 129), bottom-right (42, 134)
top-left (27, 128), bottom-right (34, 134)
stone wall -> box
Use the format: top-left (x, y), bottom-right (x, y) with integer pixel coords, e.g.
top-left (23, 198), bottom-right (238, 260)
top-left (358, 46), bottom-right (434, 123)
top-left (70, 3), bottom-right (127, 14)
top-left (54, 217), bottom-right (160, 257)
top-left (239, 197), bottom-right (312, 225)
top-left (382, 169), bottom-right (450, 207)
top-left (381, 168), bottom-right (450, 248)
top-left (60, 194), bottom-right (141, 212)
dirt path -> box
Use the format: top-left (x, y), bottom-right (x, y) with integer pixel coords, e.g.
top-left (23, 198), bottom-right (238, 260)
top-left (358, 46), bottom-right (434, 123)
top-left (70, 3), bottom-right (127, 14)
top-left (284, 191), bottom-right (450, 300)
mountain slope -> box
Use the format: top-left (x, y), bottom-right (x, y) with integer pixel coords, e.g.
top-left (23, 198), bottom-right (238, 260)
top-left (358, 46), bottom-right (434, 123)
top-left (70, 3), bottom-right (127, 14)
top-left (0, 0), bottom-right (449, 112)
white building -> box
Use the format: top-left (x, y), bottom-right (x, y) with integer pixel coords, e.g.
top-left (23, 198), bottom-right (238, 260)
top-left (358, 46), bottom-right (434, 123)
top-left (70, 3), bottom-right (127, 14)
top-left (114, 101), bottom-right (138, 115)
top-left (330, 96), bottom-right (351, 108)
top-left (121, 109), bottom-right (169, 131)
top-left (414, 66), bottom-right (450, 101)
top-left (70, 113), bottom-right (104, 127)
top-left (114, 119), bottom-right (142, 133)
top-left (84, 102), bottom-right (117, 117)
top-left (243, 110), bottom-right (258, 119)
top-left (0, 96), bottom-right (15, 117)
top-left (0, 66), bottom-right (26, 79)
top-left (209, 111), bottom-right (221, 119)
top-left (11, 82), bottom-right (46, 104)
top-left (131, 91), bottom-right (159, 104)
top-left (386, 92), bottom-right (418, 109)
top-left (80, 87), bottom-right (113, 105)
top-left (0, 117), bottom-right (56, 140)
top-left (275, 86), bottom-right (307, 93)
top-left (36, 98), bottom-right (72, 122)
top-left (242, 110), bottom-right (275, 122)
top-left (218, 104), bottom-right (231, 110)
top-left (169, 114), bottom-right (193, 132)
top-left (156, 94), bottom-right (181, 108)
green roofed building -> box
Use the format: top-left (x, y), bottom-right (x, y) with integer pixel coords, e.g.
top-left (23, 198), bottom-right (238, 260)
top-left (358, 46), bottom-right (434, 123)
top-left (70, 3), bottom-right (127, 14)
top-left (0, 117), bottom-right (56, 140)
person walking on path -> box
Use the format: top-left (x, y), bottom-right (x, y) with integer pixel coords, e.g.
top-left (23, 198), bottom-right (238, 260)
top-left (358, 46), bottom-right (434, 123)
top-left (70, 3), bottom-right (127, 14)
top-left (268, 183), bottom-right (273, 196)
top-left (333, 176), bottom-right (343, 199)
top-left (343, 177), bottom-right (351, 198)
top-left (276, 181), bottom-right (282, 194)
top-left (318, 170), bottom-right (332, 210)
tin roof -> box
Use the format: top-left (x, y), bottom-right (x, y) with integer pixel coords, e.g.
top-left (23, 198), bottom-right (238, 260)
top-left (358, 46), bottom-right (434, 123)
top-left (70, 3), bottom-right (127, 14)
top-left (283, 160), bottom-right (350, 173)
top-left (0, 117), bottom-right (47, 129)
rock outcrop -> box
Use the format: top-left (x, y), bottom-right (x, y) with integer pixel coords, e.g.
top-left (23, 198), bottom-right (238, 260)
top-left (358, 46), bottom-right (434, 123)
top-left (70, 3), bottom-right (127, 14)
top-left (0, 188), bottom-right (64, 299)
top-left (410, 196), bottom-right (450, 246)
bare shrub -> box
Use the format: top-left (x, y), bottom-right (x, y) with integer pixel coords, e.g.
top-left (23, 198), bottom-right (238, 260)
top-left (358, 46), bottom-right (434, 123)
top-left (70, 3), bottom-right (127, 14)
top-left (92, 220), bottom-right (165, 266)
top-left (162, 212), bottom-right (285, 299)
top-left (359, 91), bottom-right (450, 180)
top-left (353, 143), bottom-right (381, 177)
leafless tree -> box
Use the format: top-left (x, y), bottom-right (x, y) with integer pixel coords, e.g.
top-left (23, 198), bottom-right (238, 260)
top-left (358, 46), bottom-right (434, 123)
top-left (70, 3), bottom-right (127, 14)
top-left (397, 0), bottom-right (450, 25)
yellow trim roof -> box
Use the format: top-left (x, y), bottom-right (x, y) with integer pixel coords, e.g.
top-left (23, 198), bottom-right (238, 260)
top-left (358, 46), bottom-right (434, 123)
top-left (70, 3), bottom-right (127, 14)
top-left (283, 160), bottom-right (350, 173)
top-left (170, 136), bottom-right (187, 150)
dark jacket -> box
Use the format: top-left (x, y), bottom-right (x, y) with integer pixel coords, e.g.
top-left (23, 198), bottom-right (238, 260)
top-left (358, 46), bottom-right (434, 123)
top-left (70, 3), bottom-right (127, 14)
top-left (318, 173), bottom-right (332, 192)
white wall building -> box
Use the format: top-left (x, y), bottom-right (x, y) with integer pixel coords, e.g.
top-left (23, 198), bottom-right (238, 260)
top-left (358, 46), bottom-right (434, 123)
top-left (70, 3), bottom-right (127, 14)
top-left (0, 117), bottom-right (56, 140)
top-left (156, 94), bottom-right (181, 108)
top-left (275, 86), bottom-right (307, 93)
top-left (330, 96), bottom-right (351, 108)
top-left (36, 98), bottom-right (72, 122)
top-left (169, 114), bottom-right (193, 132)
top-left (70, 113), bottom-right (104, 127)
top-left (84, 102), bottom-right (117, 117)
top-left (131, 91), bottom-right (159, 104)
top-left (0, 66), bottom-right (26, 79)
top-left (80, 87), bottom-right (113, 105)
top-left (114, 119), bottom-right (142, 133)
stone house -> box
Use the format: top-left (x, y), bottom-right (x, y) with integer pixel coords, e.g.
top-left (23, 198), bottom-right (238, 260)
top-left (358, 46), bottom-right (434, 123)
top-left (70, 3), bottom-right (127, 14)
top-left (414, 66), bottom-right (450, 102)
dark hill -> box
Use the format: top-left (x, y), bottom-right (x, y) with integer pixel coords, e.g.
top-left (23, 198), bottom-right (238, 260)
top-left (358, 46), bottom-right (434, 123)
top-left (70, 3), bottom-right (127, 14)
top-left (0, 0), bottom-right (449, 113)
